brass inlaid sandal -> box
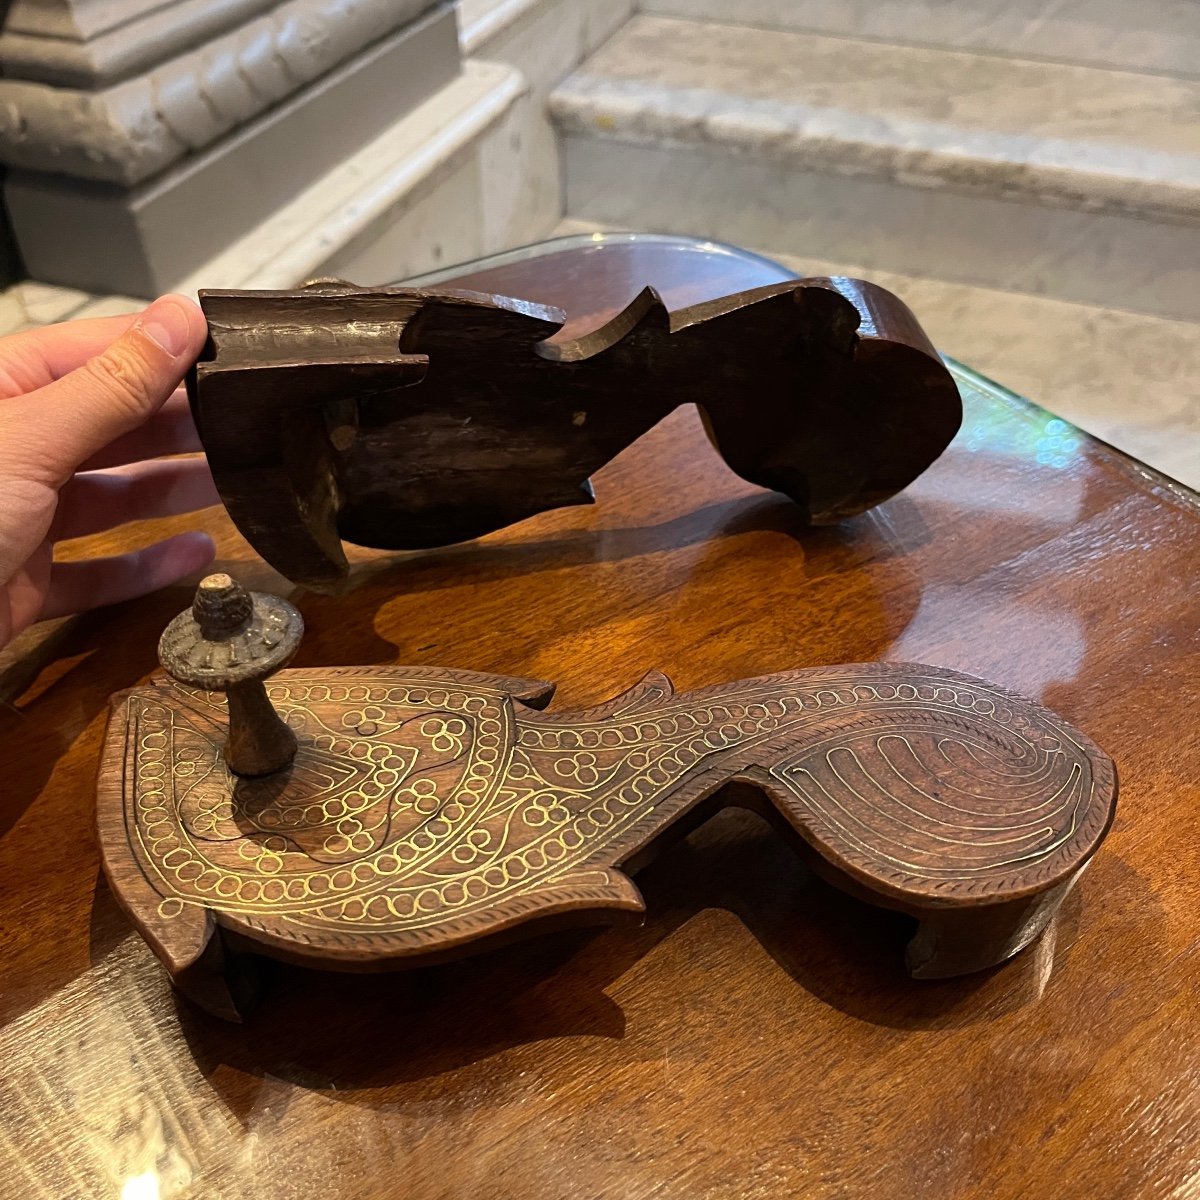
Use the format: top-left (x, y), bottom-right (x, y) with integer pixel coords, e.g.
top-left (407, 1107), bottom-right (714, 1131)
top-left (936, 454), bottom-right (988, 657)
top-left (97, 577), bottom-right (1117, 1020)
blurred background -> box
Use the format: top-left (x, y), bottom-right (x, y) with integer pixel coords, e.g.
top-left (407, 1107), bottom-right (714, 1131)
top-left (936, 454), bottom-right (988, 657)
top-left (0, 0), bottom-right (1194, 486)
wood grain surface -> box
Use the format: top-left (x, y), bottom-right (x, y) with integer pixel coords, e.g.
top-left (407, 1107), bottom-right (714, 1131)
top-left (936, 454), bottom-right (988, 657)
top-left (191, 273), bottom-right (959, 588)
top-left (0, 238), bottom-right (1197, 1200)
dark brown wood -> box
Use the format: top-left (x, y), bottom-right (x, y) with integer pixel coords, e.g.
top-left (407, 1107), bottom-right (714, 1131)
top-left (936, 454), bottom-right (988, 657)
top-left (1, 236), bottom-right (1197, 1200)
top-left (190, 275), bottom-right (961, 588)
top-left (97, 627), bottom-right (1117, 1018)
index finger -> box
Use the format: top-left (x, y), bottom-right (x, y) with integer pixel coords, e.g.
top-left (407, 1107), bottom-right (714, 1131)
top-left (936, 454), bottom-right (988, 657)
top-left (0, 312), bottom-right (143, 398)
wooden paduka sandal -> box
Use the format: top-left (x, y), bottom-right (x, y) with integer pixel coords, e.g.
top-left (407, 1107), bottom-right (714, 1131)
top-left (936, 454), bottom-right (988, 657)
top-left (97, 577), bottom-right (1117, 1020)
top-left (187, 275), bottom-right (962, 590)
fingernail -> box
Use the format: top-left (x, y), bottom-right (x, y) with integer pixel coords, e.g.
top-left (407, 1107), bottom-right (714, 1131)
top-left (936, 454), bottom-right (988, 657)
top-left (140, 296), bottom-right (195, 358)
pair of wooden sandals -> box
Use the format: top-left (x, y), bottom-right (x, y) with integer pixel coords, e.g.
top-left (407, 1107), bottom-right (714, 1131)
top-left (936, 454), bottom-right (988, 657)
top-left (97, 268), bottom-right (1117, 1019)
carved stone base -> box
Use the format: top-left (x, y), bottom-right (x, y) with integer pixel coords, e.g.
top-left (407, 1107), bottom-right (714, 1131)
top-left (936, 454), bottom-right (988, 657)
top-left (0, 0), bottom-right (444, 182)
top-left (4, 3), bottom-right (459, 297)
top-left (0, 0), bottom-right (279, 88)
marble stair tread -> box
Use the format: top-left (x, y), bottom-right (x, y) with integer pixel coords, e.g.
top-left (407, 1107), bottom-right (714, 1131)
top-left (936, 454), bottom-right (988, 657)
top-left (550, 14), bottom-right (1200, 226)
top-left (639, 0), bottom-right (1200, 79)
top-left (551, 219), bottom-right (1200, 492)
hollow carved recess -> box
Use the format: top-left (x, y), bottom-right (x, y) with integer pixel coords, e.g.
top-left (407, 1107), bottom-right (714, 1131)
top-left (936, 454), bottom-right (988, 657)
top-left (97, 662), bottom-right (1117, 1019)
top-left (189, 275), bottom-right (963, 590)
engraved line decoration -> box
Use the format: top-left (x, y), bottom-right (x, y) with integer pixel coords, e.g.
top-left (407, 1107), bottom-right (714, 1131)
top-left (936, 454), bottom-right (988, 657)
top-left (97, 661), bottom-right (1117, 1014)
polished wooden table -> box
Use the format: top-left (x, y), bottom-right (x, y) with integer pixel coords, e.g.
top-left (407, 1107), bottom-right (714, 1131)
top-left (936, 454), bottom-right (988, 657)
top-left (1, 237), bottom-right (1197, 1200)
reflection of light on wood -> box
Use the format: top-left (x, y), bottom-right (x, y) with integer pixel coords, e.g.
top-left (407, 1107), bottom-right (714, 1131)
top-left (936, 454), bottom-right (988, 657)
top-left (120, 1171), bottom-right (160, 1200)
top-left (1032, 914), bottom-right (1058, 1000)
top-left (887, 591), bottom-right (1085, 702)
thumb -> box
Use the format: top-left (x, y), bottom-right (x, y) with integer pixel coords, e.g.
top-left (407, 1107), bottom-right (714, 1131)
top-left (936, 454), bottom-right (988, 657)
top-left (1, 295), bottom-right (208, 486)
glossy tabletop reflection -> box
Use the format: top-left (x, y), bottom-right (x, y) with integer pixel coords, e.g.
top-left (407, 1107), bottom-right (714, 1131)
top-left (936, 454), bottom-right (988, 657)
top-left (1, 235), bottom-right (1197, 1200)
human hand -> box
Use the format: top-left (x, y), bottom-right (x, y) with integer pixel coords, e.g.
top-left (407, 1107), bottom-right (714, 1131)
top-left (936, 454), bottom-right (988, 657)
top-left (0, 295), bottom-right (219, 648)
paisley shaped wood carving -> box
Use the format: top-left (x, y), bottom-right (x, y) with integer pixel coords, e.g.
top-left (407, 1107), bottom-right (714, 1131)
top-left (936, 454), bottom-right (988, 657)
top-left (97, 586), bottom-right (1116, 1020)
top-left (188, 275), bottom-right (961, 590)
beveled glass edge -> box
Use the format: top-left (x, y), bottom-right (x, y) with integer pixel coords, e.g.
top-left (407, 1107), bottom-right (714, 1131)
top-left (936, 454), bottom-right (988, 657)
top-left (398, 231), bottom-right (798, 287)
top-left (947, 356), bottom-right (1200, 507)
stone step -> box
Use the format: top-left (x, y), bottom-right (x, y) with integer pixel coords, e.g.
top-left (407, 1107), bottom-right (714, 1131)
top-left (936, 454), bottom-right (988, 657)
top-left (551, 15), bottom-right (1200, 321)
top-left (640, 0), bottom-right (1200, 79)
top-left (458, 0), bottom-right (634, 92)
